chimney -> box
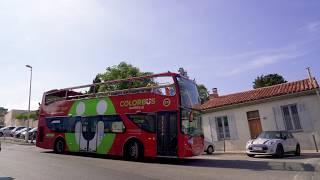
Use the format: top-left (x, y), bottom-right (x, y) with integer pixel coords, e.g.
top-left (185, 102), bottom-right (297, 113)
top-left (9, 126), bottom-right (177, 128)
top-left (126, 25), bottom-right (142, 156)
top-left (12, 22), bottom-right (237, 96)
top-left (209, 88), bottom-right (219, 99)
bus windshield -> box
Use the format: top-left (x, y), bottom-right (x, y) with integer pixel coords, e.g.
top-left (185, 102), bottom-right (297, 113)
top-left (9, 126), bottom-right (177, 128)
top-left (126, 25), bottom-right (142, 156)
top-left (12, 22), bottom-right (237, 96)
top-left (177, 77), bottom-right (201, 108)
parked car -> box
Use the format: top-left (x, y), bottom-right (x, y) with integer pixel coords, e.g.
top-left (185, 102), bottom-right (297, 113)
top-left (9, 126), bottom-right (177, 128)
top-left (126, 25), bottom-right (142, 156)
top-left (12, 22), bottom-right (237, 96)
top-left (0, 126), bottom-right (15, 137)
top-left (9, 126), bottom-right (26, 137)
top-left (13, 127), bottom-right (32, 138)
top-left (20, 127), bottom-right (37, 140)
top-left (246, 131), bottom-right (300, 158)
top-left (204, 139), bottom-right (215, 155)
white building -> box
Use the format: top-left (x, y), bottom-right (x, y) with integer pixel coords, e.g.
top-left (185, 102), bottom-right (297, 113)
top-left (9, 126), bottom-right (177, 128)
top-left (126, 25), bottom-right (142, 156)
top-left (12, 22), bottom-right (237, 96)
top-left (4, 109), bottom-right (38, 128)
top-left (201, 78), bottom-right (320, 151)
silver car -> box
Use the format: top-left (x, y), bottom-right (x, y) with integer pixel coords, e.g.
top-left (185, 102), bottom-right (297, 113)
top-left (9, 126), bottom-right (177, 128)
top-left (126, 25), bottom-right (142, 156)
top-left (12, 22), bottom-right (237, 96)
top-left (204, 140), bottom-right (215, 155)
top-left (9, 126), bottom-right (26, 137)
top-left (0, 126), bottom-right (15, 137)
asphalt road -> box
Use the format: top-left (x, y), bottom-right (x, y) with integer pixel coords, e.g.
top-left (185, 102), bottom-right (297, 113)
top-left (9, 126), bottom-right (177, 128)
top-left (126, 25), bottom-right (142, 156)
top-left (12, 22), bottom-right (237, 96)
top-left (0, 142), bottom-right (319, 180)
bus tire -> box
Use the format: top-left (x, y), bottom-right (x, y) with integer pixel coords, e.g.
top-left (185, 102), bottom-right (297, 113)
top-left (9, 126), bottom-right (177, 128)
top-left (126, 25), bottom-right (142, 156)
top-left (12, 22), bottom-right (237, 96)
top-left (54, 137), bottom-right (65, 154)
top-left (124, 140), bottom-right (144, 161)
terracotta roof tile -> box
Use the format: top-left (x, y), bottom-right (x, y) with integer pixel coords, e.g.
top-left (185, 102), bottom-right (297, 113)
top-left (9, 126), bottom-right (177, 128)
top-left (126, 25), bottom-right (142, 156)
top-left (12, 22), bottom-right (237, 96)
top-left (201, 78), bottom-right (319, 110)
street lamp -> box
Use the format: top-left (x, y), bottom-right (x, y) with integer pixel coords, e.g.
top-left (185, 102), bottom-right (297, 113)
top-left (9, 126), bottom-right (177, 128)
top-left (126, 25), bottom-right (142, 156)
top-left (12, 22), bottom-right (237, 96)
top-left (25, 65), bottom-right (32, 142)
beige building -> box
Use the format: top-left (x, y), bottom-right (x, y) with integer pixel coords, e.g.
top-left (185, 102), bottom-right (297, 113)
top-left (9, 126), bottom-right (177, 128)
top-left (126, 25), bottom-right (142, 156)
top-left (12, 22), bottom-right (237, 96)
top-left (4, 109), bottom-right (38, 128)
top-left (0, 109), bottom-right (7, 126)
top-left (202, 78), bottom-right (320, 151)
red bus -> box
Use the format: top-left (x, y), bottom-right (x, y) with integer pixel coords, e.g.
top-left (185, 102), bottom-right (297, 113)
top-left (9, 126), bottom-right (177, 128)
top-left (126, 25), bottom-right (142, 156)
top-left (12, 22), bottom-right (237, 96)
top-left (36, 72), bottom-right (204, 160)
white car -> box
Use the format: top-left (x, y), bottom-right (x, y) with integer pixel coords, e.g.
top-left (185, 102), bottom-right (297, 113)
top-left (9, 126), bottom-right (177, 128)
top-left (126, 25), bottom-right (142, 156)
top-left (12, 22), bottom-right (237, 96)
top-left (204, 140), bottom-right (215, 155)
top-left (246, 131), bottom-right (300, 158)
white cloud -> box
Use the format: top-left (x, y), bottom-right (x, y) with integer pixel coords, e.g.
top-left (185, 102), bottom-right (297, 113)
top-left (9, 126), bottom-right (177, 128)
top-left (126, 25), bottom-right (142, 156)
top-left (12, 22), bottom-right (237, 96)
top-left (307, 21), bottom-right (320, 32)
top-left (216, 46), bottom-right (306, 77)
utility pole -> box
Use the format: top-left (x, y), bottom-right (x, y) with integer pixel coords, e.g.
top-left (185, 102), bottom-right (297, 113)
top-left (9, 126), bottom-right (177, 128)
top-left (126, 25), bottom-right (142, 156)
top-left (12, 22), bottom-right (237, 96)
top-left (306, 67), bottom-right (320, 100)
top-left (25, 65), bottom-right (32, 142)
top-left (306, 67), bottom-right (320, 152)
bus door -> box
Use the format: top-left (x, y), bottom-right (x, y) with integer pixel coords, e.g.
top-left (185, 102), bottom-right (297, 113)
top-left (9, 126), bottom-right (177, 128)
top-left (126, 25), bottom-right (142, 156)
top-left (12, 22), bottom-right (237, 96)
top-left (79, 116), bottom-right (100, 152)
top-left (156, 112), bottom-right (177, 156)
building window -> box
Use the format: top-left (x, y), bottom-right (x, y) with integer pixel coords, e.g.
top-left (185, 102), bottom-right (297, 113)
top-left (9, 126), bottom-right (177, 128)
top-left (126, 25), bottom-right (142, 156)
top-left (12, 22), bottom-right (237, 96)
top-left (281, 104), bottom-right (302, 131)
top-left (216, 116), bottom-right (230, 140)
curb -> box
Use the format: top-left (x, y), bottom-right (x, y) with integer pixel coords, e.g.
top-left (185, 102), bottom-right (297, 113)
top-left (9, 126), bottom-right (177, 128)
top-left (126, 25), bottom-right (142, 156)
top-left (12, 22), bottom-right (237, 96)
top-left (1, 140), bottom-right (35, 146)
top-left (0, 138), bottom-right (35, 146)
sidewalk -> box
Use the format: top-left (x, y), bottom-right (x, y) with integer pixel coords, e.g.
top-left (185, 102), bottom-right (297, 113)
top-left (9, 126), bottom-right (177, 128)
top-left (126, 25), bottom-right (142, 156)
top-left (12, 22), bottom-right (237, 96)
top-left (0, 137), bottom-right (35, 146)
top-left (213, 150), bottom-right (320, 155)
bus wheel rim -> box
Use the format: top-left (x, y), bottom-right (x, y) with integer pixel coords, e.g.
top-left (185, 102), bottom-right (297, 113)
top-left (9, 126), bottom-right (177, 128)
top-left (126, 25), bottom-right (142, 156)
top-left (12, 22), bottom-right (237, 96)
top-left (129, 143), bottom-right (138, 158)
top-left (57, 141), bottom-right (63, 152)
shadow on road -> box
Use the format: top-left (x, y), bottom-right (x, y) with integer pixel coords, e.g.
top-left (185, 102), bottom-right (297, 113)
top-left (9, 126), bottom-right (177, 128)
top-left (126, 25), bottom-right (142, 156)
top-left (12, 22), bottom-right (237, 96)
top-left (42, 151), bottom-right (317, 173)
top-left (0, 177), bottom-right (14, 180)
top-left (179, 159), bottom-right (316, 172)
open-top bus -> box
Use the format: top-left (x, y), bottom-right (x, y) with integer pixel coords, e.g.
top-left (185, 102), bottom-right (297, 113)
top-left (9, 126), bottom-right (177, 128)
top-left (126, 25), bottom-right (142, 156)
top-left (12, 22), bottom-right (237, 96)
top-left (36, 72), bottom-right (204, 160)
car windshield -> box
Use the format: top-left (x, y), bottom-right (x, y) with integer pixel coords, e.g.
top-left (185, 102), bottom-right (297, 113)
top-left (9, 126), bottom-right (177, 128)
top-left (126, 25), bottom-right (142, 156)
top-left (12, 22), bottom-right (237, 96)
top-left (257, 131), bottom-right (281, 139)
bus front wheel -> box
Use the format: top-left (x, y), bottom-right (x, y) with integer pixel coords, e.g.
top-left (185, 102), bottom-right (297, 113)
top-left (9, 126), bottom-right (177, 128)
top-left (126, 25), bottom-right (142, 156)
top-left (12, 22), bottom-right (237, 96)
top-left (124, 140), bottom-right (143, 161)
top-left (54, 138), bottom-right (65, 154)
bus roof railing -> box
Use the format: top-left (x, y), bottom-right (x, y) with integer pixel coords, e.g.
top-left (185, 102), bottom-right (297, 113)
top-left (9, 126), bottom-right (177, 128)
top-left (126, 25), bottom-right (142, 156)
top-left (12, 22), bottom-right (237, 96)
top-left (45, 84), bottom-right (175, 105)
top-left (44, 72), bottom-right (178, 104)
top-left (46, 72), bottom-right (177, 94)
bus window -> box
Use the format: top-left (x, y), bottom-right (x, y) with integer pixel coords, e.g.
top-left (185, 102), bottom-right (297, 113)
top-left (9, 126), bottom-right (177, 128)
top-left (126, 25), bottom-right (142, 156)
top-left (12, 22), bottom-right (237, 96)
top-left (181, 109), bottom-right (203, 136)
top-left (46, 118), bottom-right (64, 132)
top-left (111, 122), bottom-right (125, 133)
top-left (127, 114), bottom-right (156, 133)
top-left (101, 115), bottom-right (125, 133)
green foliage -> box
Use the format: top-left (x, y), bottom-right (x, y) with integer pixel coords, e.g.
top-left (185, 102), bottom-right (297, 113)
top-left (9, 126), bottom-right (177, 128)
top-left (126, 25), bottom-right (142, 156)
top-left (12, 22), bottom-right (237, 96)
top-left (92, 62), bottom-right (153, 92)
top-left (15, 111), bottom-right (38, 121)
top-left (253, 74), bottom-right (287, 89)
top-left (197, 84), bottom-right (209, 103)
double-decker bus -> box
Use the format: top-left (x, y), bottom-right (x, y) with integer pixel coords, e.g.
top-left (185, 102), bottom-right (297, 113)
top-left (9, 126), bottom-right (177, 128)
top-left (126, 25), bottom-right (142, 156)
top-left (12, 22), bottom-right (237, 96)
top-left (36, 72), bottom-right (204, 160)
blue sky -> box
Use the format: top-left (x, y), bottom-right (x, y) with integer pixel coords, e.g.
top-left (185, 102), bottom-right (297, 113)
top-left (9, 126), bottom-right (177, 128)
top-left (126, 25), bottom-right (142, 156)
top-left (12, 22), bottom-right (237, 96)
top-left (0, 0), bottom-right (320, 110)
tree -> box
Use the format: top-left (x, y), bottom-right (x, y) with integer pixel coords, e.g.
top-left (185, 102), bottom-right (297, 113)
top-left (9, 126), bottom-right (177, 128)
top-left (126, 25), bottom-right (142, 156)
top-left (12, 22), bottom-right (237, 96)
top-left (88, 74), bottom-right (102, 93)
top-left (0, 107), bottom-right (8, 115)
top-left (92, 62), bottom-right (154, 92)
top-left (91, 63), bottom-right (209, 104)
top-left (253, 74), bottom-right (287, 89)
top-left (16, 111), bottom-right (38, 121)
top-left (197, 84), bottom-right (209, 103)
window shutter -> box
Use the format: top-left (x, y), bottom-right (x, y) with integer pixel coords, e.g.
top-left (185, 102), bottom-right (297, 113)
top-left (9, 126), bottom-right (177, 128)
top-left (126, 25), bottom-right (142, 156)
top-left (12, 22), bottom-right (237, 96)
top-left (209, 117), bottom-right (218, 141)
top-left (298, 103), bottom-right (313, 132)
top-left (228, 114), bottom-right (238, 140)
top-left (272, 106), bottom-right (285, 130)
